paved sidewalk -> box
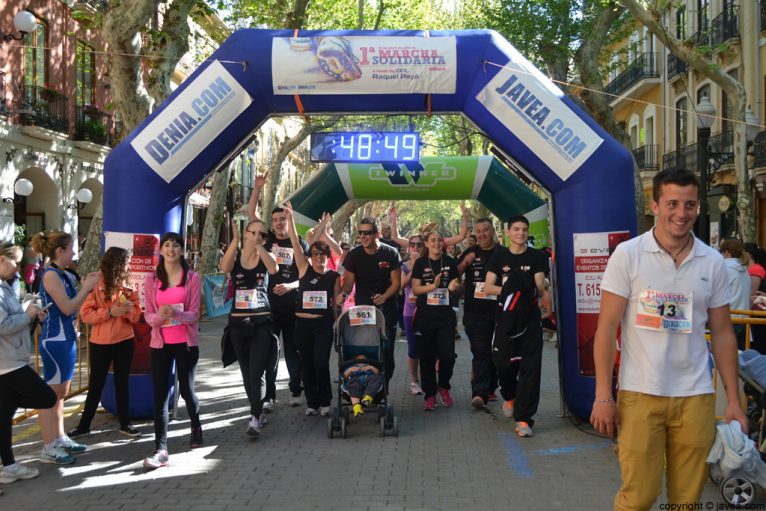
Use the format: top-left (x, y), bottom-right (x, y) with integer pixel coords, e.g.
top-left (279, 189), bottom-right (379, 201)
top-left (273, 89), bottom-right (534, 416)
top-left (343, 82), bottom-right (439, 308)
top-left (4, 316), bottom-right (727, 510)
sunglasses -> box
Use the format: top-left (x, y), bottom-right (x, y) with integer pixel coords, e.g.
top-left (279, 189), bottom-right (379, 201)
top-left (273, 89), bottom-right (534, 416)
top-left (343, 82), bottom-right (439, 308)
top-left (357, 230), bottom-right (375, 236)
top-left (409, 242), bottom-right (423, 248)
top-left (311, 251), bottom-right (329, 257)
top-left (247, 229), bottom-right (269, 239)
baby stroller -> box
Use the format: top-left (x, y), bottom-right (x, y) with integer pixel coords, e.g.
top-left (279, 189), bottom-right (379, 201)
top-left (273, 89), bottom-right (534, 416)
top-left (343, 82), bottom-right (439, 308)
top-left (327, 305), bottom-right (399, 438)
top-left (709, 349), bottom-right (766, 507)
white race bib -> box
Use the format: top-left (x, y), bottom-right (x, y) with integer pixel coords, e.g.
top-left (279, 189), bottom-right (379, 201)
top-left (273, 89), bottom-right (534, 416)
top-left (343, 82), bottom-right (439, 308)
top-left (349, 305), bottom-right (376, 326)
top-left (427, 288), bottom-right (449, 306)
top-left (273, 246), bottom-right (294, 266)
top-left (635, 289), bottom-right (693, 333)
top-left (473, 282), bottom-right (497, 301)
top-left (235, 289), bottom-right (266, 310)
top-left (302, 290), bottom-right (327, 309)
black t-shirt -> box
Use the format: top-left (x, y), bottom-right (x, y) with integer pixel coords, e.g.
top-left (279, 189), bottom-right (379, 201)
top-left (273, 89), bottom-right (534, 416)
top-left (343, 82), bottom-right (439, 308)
top-left (486, 246), bottom-right (547, 321)
top-left (380, 237), bottom-right (401, 250)
top-left (296, 266), bottom-right (339, 320)
top-left (458, 243), bottom-right (504, 316)
top-left (411, 254), bottom-right (459, 324)
top-left (265, 233), bottom-right (309, 309)
top-left (343, 243), bottom-right (401, 308)
top-left (231, 250), bottom-right (270, 314)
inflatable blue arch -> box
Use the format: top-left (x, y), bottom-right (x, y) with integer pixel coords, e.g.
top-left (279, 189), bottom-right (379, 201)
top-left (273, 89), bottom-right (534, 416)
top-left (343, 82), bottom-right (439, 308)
top-left (103, 29), bottom-right (636, 420)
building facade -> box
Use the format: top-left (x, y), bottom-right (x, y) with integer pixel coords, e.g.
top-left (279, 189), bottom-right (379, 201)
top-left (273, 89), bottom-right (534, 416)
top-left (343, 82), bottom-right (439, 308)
top-left (607, 0), bottom-right (765, 244)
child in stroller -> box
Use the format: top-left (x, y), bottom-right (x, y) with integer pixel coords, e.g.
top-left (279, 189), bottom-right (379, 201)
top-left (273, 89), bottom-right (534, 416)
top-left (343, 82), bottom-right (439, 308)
top-left (342, 355), bottom-right (383, 416)
top-left (328, 306), bottom-right (398, 438)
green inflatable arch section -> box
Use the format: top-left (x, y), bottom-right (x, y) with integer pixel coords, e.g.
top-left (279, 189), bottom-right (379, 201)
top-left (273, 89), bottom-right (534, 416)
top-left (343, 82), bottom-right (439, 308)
top-left (286, 155), bottom-right (549, 245)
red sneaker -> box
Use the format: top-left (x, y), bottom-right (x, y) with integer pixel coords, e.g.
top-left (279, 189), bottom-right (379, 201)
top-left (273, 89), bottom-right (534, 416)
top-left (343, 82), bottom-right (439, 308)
top-left (424, 396), bottom-right (437, 411)
top-left (438, 388), bottom-right (454, 408)
top-left (488, 392), bottom-right (498, 402)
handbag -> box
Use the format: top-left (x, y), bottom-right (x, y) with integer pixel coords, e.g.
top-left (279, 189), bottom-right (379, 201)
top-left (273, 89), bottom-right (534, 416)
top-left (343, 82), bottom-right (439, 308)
top-left (221, 325), bottom-right (237, 368)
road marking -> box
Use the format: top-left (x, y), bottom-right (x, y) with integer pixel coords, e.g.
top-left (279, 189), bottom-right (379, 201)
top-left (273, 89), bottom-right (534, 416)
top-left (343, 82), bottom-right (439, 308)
top-left (498, 431), bottom-right (533, 479)
top-left (534, 442), bottom-right (609, 456)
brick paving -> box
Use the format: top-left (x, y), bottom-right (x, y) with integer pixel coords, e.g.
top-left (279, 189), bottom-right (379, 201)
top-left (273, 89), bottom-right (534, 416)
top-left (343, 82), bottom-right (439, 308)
top-left (3, 315), bottom-right (730, 510)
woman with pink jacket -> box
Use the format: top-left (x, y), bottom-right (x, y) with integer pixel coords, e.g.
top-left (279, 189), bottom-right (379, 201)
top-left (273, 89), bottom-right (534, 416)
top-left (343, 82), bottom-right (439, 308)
top-left (142, 232), bottom-right (202, 470)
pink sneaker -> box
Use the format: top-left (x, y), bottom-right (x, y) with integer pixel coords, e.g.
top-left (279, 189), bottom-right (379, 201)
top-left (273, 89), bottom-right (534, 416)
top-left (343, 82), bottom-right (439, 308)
top-left (424, 396), bottom-right (437, 411)
top-left (438, 388), bottom-right (454, 408)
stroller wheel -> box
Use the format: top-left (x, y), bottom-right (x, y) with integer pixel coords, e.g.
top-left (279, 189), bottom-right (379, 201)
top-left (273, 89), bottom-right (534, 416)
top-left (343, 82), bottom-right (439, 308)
top-left (327, 418), bottom-right (334, 439)
top-left (709, 464), bottom-right (723, 485)
top-left (392, 416), bottom-right (399, 437)
top-left (379, 417), bottom-right (386, 437)
top-left (720, 477), bottom-right (756, 507)
top-left (386, 405), bottom-right (395, 424)
top-left (340, 417), bottom-right (347, 439)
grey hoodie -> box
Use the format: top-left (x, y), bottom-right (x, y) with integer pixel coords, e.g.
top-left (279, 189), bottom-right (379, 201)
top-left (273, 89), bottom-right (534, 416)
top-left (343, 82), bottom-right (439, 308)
top-left (0, 280), bottom-right (32, 373)
top-left (724, 257), bottom-right (751, 313)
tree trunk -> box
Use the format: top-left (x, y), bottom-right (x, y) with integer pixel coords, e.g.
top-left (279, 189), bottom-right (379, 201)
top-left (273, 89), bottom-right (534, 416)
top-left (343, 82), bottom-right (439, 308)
top-left (373, 0), bottom-right (385, 30)
top-left (574, 1), bottom-right (645, 231)
top-left (145, 0), bottom-right (199, 106)
top-left (78, 202), bottom-right (103, 276)
top-left (331, 199), bottom-right (366, 242)
top-left (199, 163), bottom-right (233, 275)
top-left (286, 0), bottom-right (311, 29)
top-left (618, 0), bottom-right (753, 240)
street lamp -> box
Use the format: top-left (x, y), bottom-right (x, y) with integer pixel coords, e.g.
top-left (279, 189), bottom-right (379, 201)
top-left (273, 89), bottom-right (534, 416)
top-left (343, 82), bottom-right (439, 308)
top-left (2, 178), bottom-right (33, 203)
top-left (66, 188), bottom-right (93, 210)
top-left (695, 96), bottom-right (716, 244)
top-left (2, 11), bottom-right (37, 42)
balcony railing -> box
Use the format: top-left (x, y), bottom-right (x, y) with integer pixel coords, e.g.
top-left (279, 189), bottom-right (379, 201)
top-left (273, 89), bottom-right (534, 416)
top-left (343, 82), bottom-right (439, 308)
top-left (74, 104), bottom-right (112, 146)
top-left (667, 53), bottom-right (688, 80)
top-left (711, 2), bottom-right (739, 47)
top-left (16, 84), bottom-right (69, 133)
top-left (761, 1), bottom-right (766, 32)
top-left (754, 131), bottom-right (766, 169)
top-left (693, 24), bottom-right (711, 47)
top-left (0, 72), bottom-right (7, 116)
top-left (605, 53), bottom-right (659, 97)
top-left (632, 144), bottom-right (659, 170)
top-left (710, 128), bottom-right (734, 154)
top-left (663, 143), bottom-right (698, 173)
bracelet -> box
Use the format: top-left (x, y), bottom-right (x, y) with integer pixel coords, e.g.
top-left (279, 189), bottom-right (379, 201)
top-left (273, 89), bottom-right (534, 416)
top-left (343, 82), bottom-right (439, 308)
top-left (595, 398), bottom-right (614, 403)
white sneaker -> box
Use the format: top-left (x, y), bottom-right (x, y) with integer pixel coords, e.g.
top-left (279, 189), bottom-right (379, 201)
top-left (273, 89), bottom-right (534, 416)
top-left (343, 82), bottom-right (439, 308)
top-left (305, 407), bottom-right (318, 416)
top-left (288, 395), bottom-right (303, 406)
top-left (262, 399), bottom-right (275, 413)
top-left (246, 415), bottom-right (262, 437)
top-left (0, 463), bottom-right (39, 483)
top-left (503, 400), bottom-right (514, 418)
top-left (410, 382), bottom-right (423, 395)
top-left (319, 406), bottom-right (332, 416)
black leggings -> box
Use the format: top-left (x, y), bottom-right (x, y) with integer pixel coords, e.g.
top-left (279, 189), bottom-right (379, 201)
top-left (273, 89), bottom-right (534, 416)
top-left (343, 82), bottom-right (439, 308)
top-left (151, 344), bottom-right (201, 451)
top-left (229, 315), bottom-right (278, 417)
top-left (78, 339), bottom-right (135, 430)
top-left (0, 365), bottom-right (56, 465)
top-left (415, 318), bottom-right (457, 398)
top-left (294, 316), bottom-right (334, 409)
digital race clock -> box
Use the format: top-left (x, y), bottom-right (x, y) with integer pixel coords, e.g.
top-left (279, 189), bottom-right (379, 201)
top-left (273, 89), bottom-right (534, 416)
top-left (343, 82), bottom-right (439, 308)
top-left (310, 132), bottom-right (420, 163)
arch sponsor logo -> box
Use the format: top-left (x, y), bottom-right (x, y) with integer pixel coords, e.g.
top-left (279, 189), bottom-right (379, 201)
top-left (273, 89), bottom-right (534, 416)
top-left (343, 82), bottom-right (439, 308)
top-left (369, 162), bottom-right (457, 188)
top-left (131, 61), bottom-right (252, 183)
top-left (476, 64), bottom-right (603, 181)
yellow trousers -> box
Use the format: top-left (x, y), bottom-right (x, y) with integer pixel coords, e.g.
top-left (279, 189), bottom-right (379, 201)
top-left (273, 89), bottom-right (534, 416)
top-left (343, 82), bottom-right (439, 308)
top-left (614, 390), bottom-right (715, 511)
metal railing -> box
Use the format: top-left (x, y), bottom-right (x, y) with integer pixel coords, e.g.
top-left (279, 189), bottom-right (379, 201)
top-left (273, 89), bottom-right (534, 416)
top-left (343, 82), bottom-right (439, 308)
top-left (16, 84), bottom-right (69, 133)
top-left (710, 128), bottom-right (734, 154)
top-left (711, 2), bottom-right (739, 47)
top-left (761, 1), bottom-right (766, 32)
top-left (0, 72), bottom-right (7, 116)
top-left (74, 104), bottom-right (113, 146)
top-left (667, 53), bottom-right (688, 80)
top-left (693, 24), bottom-right (711, 47)
top-left (754, 130), bottom-right (766, 169)
top-left (632, 144), bottom-right (659, 170)
top-left (605, 53), bottom-right (659, 97)
top-left (663, 143), bottom-right (698, 172)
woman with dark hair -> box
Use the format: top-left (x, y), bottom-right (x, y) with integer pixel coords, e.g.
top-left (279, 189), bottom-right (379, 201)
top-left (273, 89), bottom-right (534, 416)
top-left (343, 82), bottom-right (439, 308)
top-left (400, 234), bottom-right (424, 395)
top-left (285, 203), bottom-right (342, 416)
top-left (411, 230), bottom-right (461, 411)
top-left (744, 242), bottom-right (766, 352)
top-left (221, 218), bottom-right (278, 437)
top-left (0, 241), bottom-right (56, 483)
top-left (69, 247), bottom-right (141, 438)
top-left (143, 233), bottom-right (202, 469)
top-left (31, 231), bottom-right (101, 465)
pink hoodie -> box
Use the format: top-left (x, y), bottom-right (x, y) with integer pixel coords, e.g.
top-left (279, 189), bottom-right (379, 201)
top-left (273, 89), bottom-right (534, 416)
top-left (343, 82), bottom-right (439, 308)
top-left (144, 271), bottom-right (201, 348)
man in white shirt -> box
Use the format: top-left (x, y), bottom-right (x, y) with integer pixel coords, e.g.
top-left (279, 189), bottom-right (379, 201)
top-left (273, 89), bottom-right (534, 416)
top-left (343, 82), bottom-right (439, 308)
top-left (590, 168), bottom-right (747, 510)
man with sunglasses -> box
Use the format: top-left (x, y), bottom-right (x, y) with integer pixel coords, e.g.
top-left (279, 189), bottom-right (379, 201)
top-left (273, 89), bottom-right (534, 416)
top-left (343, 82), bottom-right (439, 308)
top-left (457, 218), bottom-right (503, 408)
top-left (341, 218), bottom-right (402, 385)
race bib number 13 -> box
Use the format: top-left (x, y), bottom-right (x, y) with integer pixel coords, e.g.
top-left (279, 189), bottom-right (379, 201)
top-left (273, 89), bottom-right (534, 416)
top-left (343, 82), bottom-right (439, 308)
top-left (635, 289), bottom-right (693, 333)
